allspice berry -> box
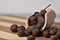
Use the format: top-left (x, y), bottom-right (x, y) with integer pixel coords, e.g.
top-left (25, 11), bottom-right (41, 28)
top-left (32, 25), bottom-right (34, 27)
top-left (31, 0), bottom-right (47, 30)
top-left (17, 25), bottom-right (25, 37)
top-left (32, 28), bottom-right (40, 37)
top-left (55, 32), bottom-right (60, 39)
top-left (10, 24), bottom-right (18, 32)
top-left (27, 35), bottom-right (35, 40)
top-left (50, 32), bottom-right (60, 40)
top-left (24, 29), bottom-right (30, 36)
top-left (43, 30), bottom-right (50, 38)
top-left (50, 36), bottom-right (57, 40)
top-left (49, 27), bottom-right (58, 35)
top-left (28, 26), bottom-right (35, 33)
top-left (17, 25), bottom-right (25, 31)
top-left (17, 30), bottom-right (25, 37)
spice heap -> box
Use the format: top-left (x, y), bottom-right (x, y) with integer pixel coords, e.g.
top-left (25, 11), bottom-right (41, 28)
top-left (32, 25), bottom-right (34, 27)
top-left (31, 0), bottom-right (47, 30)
top-left (10, 4), bottom-right (60, 40)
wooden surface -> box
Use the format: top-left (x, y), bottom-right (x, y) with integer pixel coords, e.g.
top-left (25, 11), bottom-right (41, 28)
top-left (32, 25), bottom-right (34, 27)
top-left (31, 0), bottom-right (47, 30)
top-left (0, 15), bottom-right (60, 40)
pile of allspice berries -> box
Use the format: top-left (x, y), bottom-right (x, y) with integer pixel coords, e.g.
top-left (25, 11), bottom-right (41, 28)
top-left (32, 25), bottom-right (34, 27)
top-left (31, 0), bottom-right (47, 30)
top-left (10, 9), bottom-right (60, 40)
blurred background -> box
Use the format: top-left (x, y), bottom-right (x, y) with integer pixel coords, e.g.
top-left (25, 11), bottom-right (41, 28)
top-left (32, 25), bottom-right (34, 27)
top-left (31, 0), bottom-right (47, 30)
top-left (0, 0), bottom-right (60, 22)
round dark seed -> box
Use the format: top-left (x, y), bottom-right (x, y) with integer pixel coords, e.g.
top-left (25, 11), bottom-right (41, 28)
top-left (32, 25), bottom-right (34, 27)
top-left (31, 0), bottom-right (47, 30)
top-left (10, 24), bottom-right (18, 32)
top-left (43, 30), bottom-right (50, 38)
top-left (17, 25), bottom-right (26, 37)
top-left (17, 25), bottom-right (25, 31)
top-left (28, 26), bottom-right (35, 33)
top-left (24, 29), bottom-right (30, 36)
top-left (17, 31), bottom-right (25, 37)
top-left (49, 27), bottom-right (58, 35)
top-left (32, 28), bottom-right (40, 37)
top-left (50, 36), bottom-right (57, 40)
top-left (27, 35), bottom-right (35, 40)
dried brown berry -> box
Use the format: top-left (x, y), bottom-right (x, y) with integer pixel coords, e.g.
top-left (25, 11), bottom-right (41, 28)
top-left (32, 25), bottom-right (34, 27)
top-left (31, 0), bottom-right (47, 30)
top-left (50, 32), bottom-right (60, 40)
top-left (17, 25), bottom-right (25, 37)
top-left (17, 25), bottom-right (25, 31)
top-left (55, 32), bottom-right (60, 39)
top-left (17, 30), bottom-right (25, 37)
top-left (49, 27), bottom-right (58, 35)
top-left (28, 26), bottom-right (35, 33)
top-left (32, 28), bottom-right (40, 37)
top-left (10, 24), bottom-right (18, 32)
top-left (43, 30), bottom-right (50, 38)
top-left (24, 29), bottom-right (30, 36)
top-left (27, 35), bottom-right (35, 40)
top-left (28, 13), bottom-right (38, 26)
top-left (50, 36), bottom-right (57, 40)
